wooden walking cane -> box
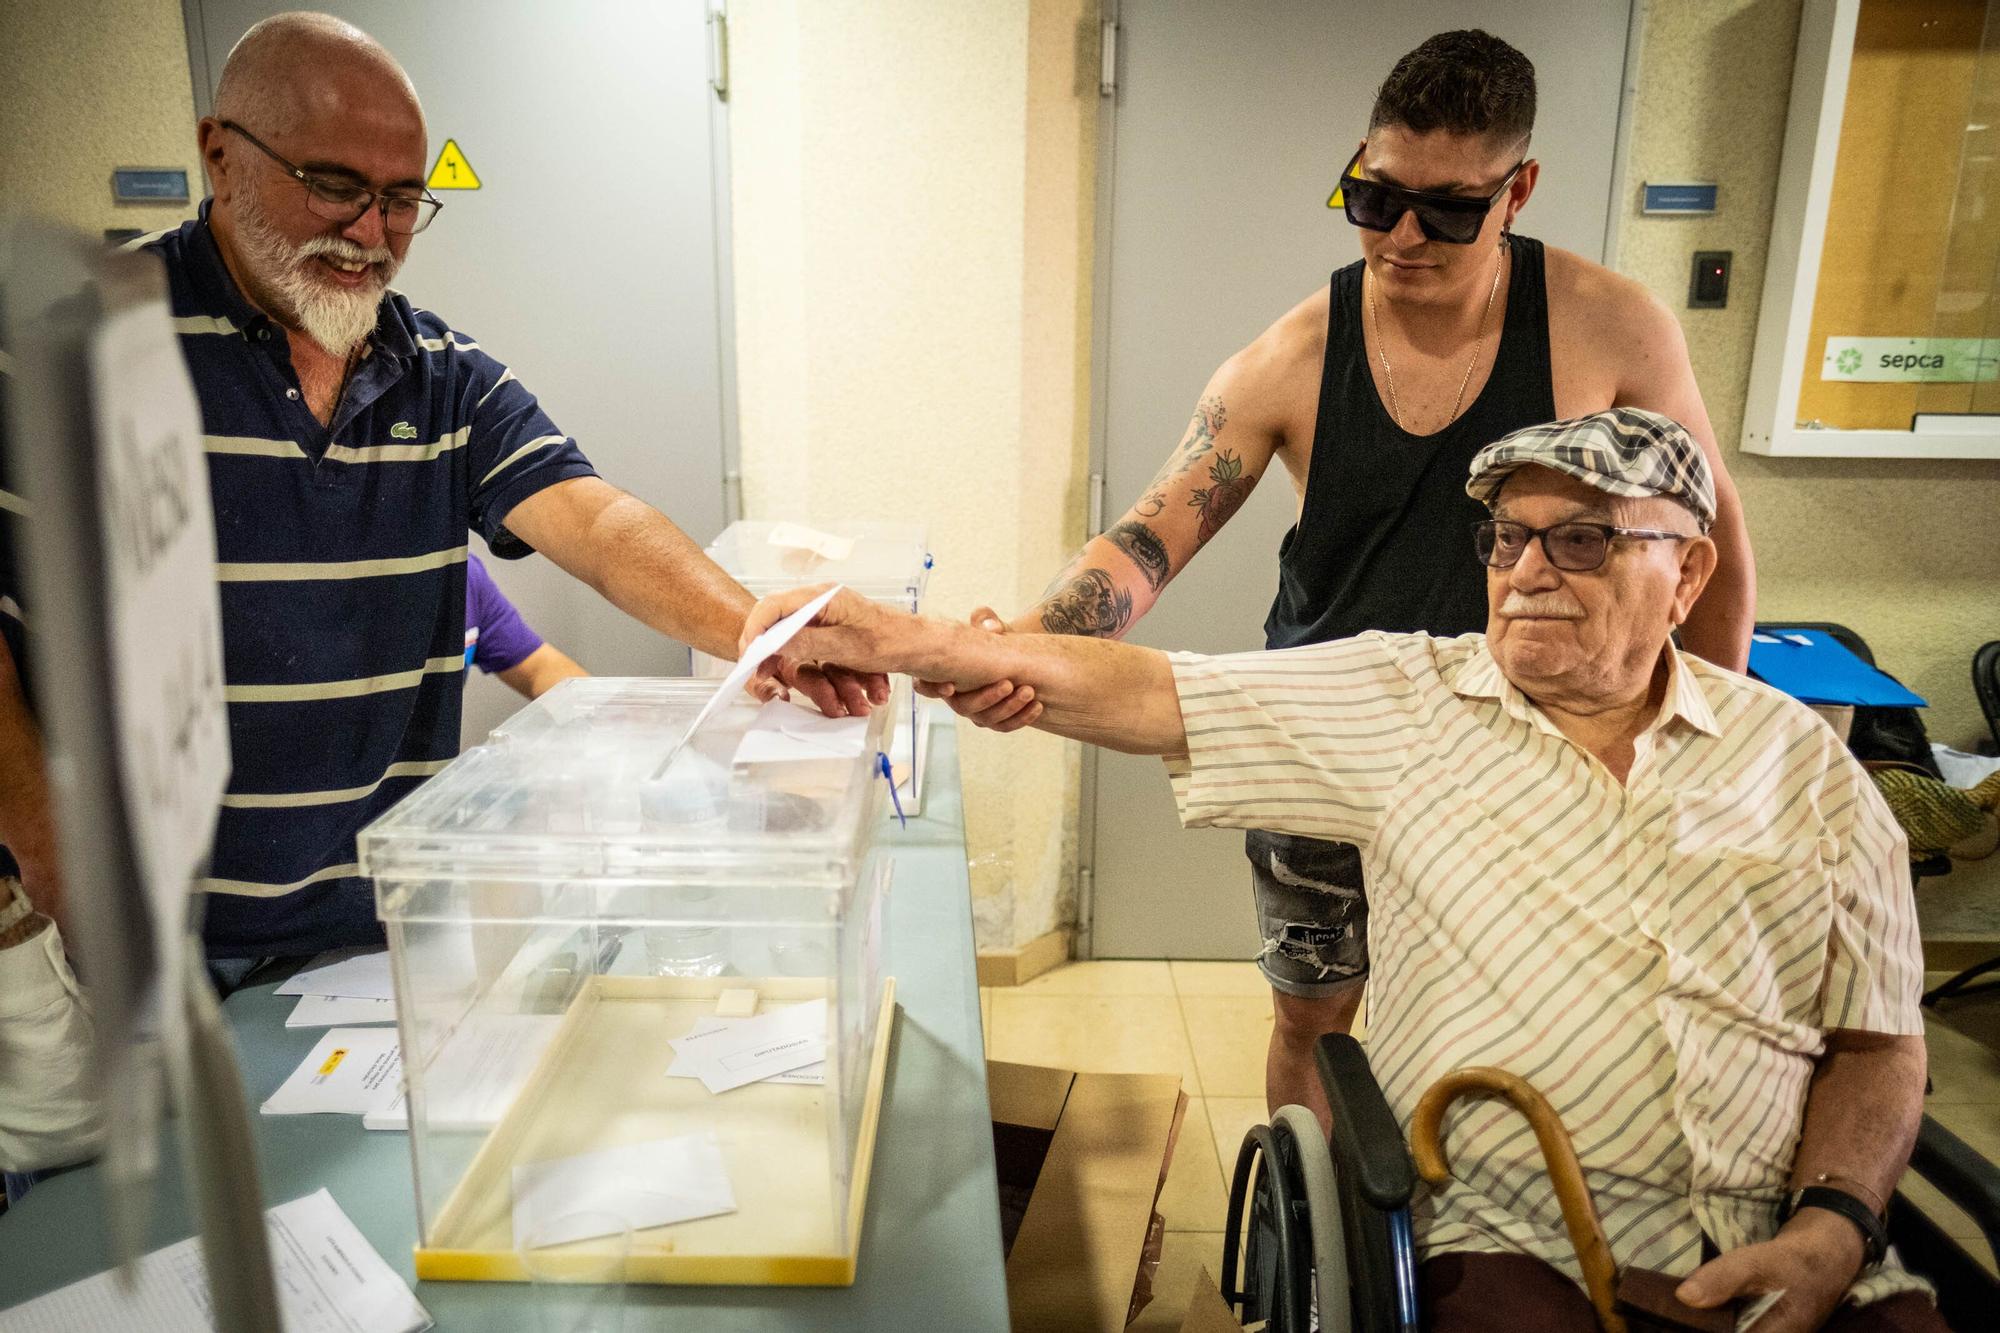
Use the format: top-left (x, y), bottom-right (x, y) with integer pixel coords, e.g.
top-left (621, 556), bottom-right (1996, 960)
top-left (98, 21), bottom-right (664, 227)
top-left (1411, 1068), bottom-right (1736, 1333)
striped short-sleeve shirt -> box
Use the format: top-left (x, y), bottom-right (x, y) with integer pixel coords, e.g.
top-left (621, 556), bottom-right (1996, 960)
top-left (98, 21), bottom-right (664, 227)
top-left (142, 208), bottom-right (596, 958)
top-left (1167, 631), bottom-right (1929, 1307)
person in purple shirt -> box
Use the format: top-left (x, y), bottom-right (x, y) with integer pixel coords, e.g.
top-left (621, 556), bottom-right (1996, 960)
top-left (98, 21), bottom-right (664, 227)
top-left (466, 552), bottom-right (587, 699)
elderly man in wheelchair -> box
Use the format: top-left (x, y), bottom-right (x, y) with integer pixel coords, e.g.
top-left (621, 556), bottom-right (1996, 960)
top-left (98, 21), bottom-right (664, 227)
top-left (741, 408), bottom-right (1972, 1332)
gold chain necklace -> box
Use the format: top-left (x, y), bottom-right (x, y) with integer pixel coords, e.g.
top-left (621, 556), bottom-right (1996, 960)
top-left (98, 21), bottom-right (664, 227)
top-left (1369, 244), bottom-right (1506, 433)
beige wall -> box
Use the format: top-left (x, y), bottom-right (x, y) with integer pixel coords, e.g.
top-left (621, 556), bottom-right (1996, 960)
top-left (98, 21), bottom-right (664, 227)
top-left (0, 0), bottom-right (202, 239)
top-left (728, 0), bottom-right (1097, 949)
top-left (1617, 0), bottom-right (2000, 936)
top-left (1615, 0), bottom-right (2000, 751)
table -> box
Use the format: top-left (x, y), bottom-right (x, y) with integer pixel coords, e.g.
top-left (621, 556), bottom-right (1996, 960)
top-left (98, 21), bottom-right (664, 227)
top-left (0, 718), bottom-right (1008, 1330)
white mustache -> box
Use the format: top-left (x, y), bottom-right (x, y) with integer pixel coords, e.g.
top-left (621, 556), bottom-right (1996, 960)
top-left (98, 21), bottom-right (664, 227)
top-left (298, 235), bottom-right (392, 267)
top-left (1500, 593), bottom-right (1584, 620)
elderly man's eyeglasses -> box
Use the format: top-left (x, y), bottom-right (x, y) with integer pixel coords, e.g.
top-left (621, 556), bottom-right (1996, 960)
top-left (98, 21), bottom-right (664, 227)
top-left (1474, 519), bottom-right (1689, 573)
top-left (221, 121), bottom-right (442, 236)
top-left (1331, 148), bottom-right (1526, 245)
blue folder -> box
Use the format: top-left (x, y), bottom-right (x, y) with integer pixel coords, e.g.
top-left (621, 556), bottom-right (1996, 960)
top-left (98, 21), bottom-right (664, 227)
top-left (1747, 630), bottom-right (1927, 708)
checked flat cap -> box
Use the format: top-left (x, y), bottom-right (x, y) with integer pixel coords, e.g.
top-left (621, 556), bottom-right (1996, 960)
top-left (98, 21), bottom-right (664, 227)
top-left (1466, 408), bottom-right (1716, 532)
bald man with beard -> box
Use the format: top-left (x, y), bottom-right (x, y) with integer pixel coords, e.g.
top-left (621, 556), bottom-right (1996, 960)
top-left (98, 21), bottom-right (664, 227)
top-left (0, 12), bottom-right (884, 971)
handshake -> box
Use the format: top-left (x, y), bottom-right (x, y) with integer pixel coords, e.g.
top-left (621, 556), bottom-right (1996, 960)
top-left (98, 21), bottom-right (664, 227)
top-left (737, 585), bottom-right (1188, 759)
top-left (740, 584), bottom-right (1041, 730)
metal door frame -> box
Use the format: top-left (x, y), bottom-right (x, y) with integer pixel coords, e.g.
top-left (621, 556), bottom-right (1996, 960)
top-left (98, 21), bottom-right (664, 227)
top-left (1074, 0), bottom-right (1649, 958)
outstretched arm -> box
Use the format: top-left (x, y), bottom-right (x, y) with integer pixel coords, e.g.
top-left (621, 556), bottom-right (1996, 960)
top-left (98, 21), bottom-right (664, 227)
top-left (936, 331), bottom-right (1294, 731)
top-left (743, 586), bottom-right (1188, 756)
top-left (504, 477), bottom-right (887, 717)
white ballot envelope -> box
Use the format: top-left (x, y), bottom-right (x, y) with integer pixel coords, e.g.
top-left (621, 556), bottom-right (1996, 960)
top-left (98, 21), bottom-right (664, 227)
top-left (654, 585), bottom-right (844, 780)
top-left (261, 1027), bottom-right (403, 1116)
top-left (667, 1014), bottom-right (825, 1086)
top-left (285, 994), bottom-right (397, 1027)
top-left (665, 998), bottom-right (828, 1094)
top-left (275, 947), bottom-right (396, 1001)
top-left (511, 1134), bottom-right (737, 1248)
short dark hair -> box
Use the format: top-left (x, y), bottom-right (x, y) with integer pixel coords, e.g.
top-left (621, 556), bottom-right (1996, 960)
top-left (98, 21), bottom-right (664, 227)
top-left (1369, 30), bottom-right (1536, 147)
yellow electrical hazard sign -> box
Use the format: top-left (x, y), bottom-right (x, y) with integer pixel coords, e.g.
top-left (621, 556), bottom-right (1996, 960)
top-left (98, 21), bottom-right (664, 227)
top-left (427, 139), bottom-right (481, 190)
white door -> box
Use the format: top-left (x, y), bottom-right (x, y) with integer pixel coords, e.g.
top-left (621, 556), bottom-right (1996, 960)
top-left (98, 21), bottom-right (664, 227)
top-left (184, 0), bottom-right (735, 743)
top-left (1087, 0), bottom-right (1636, 959)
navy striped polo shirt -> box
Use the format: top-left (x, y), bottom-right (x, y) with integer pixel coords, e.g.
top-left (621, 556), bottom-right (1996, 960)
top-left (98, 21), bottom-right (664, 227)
top-left (144, 207), bottom-right (596, 958)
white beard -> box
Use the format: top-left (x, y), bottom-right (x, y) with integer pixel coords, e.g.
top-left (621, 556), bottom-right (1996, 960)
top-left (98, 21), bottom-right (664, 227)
top-left (234, 183), bottom-right (402, 359)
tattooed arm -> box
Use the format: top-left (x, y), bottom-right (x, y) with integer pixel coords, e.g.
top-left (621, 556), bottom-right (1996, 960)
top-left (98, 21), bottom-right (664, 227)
top-left (1019, 349), bottom-right (1283, 641)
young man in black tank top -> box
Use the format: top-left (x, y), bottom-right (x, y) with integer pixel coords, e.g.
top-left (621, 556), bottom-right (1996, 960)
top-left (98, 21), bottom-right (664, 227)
top-left (930, 31), bottom-right (1755, 1129)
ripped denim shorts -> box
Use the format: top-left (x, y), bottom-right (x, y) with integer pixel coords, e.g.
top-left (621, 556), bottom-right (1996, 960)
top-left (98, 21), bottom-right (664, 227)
top-left (1244, 829), bottom-right (1367, 998)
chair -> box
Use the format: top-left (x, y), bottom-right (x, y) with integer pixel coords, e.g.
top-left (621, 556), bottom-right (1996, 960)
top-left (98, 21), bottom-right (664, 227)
top-left (1757, 621), bottom-right (1955, 882)
top-left (1975, 640), bottom-right (2000, 753)
top-left (1913, 636), bottom-right (2000, 1007)
top-left (1222, 1036), bottom-right (2000, 1331)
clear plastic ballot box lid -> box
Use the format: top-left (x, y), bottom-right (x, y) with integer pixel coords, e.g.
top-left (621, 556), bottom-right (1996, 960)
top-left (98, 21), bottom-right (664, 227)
top-left (702, 520), bottom-right (931, 608)
top-left (359, 677), bottom-right (898, 1287)
top-left (363, 676), bottom-right (889, 893)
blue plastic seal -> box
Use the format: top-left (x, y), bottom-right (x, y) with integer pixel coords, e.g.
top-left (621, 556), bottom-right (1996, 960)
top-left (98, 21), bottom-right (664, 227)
top-left (876, 751), bottom-right (908, 827)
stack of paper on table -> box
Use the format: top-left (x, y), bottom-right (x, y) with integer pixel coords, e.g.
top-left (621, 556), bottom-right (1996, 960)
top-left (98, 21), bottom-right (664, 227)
top-left (0, 1188), bottom-right (430, 1333)
top-left (666, 998), bottom-right (828, 1093)
top-left (275, 947), bottom-right (397, 1027)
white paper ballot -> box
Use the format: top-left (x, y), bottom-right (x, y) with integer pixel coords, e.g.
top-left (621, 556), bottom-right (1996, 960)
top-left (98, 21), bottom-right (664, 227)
top-left (767, 522), bottom-right (855, 563)
top-left (261, 1027), bottom-right (403, 1116)
top-left (0, 1188), bottom-right (430, 1333)
top-left (511, 1134), bottom-right (736, 1248)
top-left (274, 947), bottom-right (396, 1001)
top-left (732, 698), bottom-right (870, 765)
top-left (286, 994), bottom-right (397, 1027)
top-left (666, 998), bottom-right (828, 1093)
top-left (364, 1013), bottom-right (562, 1131)
top-left (659, 585), bottom-right (844, 778)
top-left (666, 1016), bottom-right (825, 1086)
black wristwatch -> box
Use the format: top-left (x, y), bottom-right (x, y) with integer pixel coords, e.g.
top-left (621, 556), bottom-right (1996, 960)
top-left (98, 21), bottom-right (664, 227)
top-left (1780, 1184), bottom-right (1888, 1269)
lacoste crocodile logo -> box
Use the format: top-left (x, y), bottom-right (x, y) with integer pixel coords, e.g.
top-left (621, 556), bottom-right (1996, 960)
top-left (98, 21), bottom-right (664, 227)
top-left (389, 422), bottom-right (418, 440)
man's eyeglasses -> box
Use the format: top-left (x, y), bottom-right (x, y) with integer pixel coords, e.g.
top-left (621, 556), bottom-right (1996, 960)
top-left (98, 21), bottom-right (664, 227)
top-left (1473, 519), bottom-right (1689, 573)
top-left (1330, 148), bottom-right (1526, 245)
top-left (222, 121), bottom-right (442, 236)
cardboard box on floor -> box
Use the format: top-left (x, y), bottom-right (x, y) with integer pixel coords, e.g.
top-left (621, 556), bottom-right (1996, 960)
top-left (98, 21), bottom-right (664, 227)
top-left (1179, 1267), bottom-right (1251, 1332)
top-left (988, 1059), bottom-right (1186, 1331)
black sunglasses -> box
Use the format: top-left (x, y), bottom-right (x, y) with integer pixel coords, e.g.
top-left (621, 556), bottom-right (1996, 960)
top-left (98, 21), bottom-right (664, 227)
top-left (1330, 148), bottom-right (1526, 245)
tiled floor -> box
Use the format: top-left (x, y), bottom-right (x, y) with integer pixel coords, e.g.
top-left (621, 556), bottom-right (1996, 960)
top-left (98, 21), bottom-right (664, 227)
top-left (980, 960), bottom-right (2000, 1329)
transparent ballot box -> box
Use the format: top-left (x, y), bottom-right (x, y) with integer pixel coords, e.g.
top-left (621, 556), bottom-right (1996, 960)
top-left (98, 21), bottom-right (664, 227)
top-left (360, 678), bottom-right (896, 1285)
top-left (698, 521), bottom-right (933, 808)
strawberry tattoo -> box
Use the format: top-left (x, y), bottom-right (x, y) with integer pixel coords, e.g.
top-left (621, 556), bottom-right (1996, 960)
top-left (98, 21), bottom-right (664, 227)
top-left (1188, 450), bottom-right (1252, 545)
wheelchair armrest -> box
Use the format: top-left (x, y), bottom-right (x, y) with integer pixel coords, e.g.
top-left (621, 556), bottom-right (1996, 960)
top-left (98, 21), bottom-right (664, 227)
top-left (1315, 1033), bottom-right (1417, 1211)
top-left (1907, 1114), bottom-right (2000, 1247)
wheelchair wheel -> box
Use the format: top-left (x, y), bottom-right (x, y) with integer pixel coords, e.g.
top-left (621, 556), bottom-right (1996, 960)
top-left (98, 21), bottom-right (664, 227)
top-left (1274, 1104), bottom-right (1349, 1328)
top-left (1221, 1105), bottom-right (1350, 1332)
